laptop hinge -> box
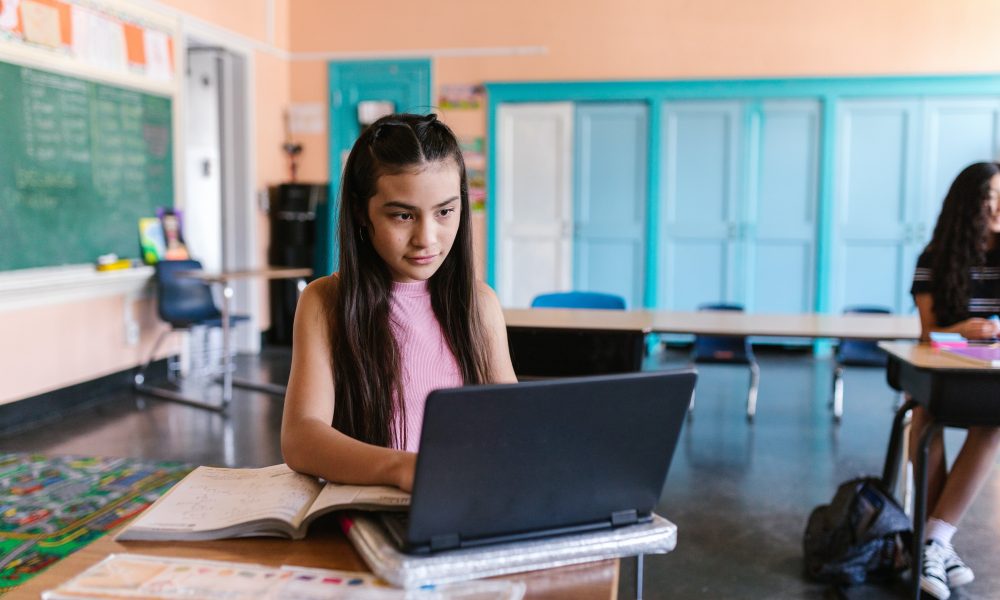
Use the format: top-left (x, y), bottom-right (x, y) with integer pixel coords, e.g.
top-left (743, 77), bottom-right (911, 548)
top-left (611, 509), bottom-right (639, 527)
top-left (430, 533), bottom-right (461, 551)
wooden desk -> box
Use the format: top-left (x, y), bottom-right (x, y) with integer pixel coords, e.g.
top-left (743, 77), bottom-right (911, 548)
top-left (878, 342), bottom-right (1000, 599)
top-left (137, 267), bottom-right (312, 412)
top-left (15, 526), bottom-right (619, 599)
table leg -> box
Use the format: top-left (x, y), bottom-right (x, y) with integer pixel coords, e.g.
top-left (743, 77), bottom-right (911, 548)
top-left (911, 421), bottom-right (943, 600)
top-left (221, 283), bottom-right (233, 410)
top-left (635, 553), bottom-right (643, 600)
top-left (882, 399), bottom-right (918, 492)
top-left (228, 276), bottom-right (309, 398)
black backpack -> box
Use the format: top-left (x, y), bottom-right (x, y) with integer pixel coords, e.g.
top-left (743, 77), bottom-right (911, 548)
top-left (803, 476), bottom-right (912, 585)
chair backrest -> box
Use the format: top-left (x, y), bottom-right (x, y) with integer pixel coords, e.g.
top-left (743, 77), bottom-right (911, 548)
top-left (155, 259), bottom-right (220, 327)
top-left (836, 305), bottom-right (892, 366)
top-left (530, 291), bottom-right (626, 310)
top-left (692, 302), bottom-right (753, 363)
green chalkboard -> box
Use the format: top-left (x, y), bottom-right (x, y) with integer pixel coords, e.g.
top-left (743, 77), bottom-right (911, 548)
top-left (0, 61), bottom-right (173, 271)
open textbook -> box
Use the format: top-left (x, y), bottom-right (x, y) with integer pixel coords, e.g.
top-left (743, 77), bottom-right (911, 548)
top-left (117, 464), bottom-right (409, 541)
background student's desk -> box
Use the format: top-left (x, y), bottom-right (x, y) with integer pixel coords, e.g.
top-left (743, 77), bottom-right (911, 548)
top-left (878, 342), bottom-right (1000, 599)
top-left (176, 267), bottom-right (312, 406)
top-left (15, 526), bottom-right (619, 599)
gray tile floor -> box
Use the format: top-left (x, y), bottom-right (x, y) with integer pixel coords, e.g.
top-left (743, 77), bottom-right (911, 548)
top-left (3, 346), bottom-right (999, 599)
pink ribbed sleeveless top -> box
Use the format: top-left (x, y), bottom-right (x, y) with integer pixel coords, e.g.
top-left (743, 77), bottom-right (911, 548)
top-left (389, 280), bottom-right (463, 452)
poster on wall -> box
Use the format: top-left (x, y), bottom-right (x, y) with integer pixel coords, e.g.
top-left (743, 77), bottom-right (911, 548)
top-left (461, 137), bottom-right (486, 211)
top-left (0, 0), bottom-right (174, 82)
top-left (0, 0), bottom-right (21, 32)
top-left (439, 84), bottom-right (484, 110)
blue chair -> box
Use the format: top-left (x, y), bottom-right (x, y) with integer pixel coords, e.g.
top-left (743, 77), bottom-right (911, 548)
top-left (690, 303), bottom-right (760, 422)
top-left (134, 259), bottom-right (250, 412)
top-left (830, 305), bottom-right (892, 422)
top-left (531, 291), bottom-right (627, 310)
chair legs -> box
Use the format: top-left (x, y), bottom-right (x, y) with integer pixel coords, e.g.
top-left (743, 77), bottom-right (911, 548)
top-left (746, 362), bottom-right (760, 422)
top-left (830, 366), bottom-right (845, 423)
top-left (133, 326), bottom-right (229, 413)
top-left (687, 361), bottom-right (759, 422)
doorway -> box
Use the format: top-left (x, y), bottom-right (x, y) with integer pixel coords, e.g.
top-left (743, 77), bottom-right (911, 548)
top-left (325, 59), bottom-right (431, 274)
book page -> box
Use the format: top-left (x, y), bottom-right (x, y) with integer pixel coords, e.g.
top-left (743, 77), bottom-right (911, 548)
top-left (125, 464), bottom-right (322, 534)
top-left (307, 481), bottom-right (410, 517)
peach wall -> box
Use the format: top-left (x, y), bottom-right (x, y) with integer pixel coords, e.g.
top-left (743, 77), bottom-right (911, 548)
top-left (286, 0), bottom-right (1000, 181)
top-left (0, 296), bottom-right (172, 402)
top-left (156, 0), bottom-right (278, 49)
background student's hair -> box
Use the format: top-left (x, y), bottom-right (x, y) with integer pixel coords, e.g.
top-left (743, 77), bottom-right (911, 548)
top-left (927, 161), bottom-right (1000, 326)
top-left (331, 113), bottom-right (493, 449)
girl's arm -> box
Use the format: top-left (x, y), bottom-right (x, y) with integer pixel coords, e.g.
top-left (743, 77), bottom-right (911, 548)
top-left (913, 292), bottom-right (1000, 341)
top-left (476, 281), bottom-right (519, 383)
top-left (281, 277), bottom-right (416, 491)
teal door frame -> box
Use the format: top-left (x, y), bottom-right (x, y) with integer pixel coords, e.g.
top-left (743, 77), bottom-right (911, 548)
top-left (325, 59), bottom-right (431, 275)
top-left (485, 74), bottom-right (1000, 311)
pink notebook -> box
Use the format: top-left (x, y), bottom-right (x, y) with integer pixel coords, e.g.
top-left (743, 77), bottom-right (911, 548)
top-left (943, 346), bottom-right (1000, 367)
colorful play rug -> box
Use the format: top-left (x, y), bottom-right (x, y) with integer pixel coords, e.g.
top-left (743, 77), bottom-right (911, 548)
top-left (0, 453), bottom-right (192, 595)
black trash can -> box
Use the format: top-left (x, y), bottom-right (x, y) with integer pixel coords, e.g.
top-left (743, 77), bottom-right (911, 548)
top-left (267, 183), bottom-right (326, 345)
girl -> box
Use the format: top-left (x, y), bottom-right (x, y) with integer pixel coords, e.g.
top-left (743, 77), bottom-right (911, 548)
top-left (910, 161), bottom-right (1000, 599)
top-left (281, 114), bottom-right (517, 492)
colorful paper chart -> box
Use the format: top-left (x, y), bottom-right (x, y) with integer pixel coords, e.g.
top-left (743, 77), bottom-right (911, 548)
top-left (0, 0), bottom-right (174, 81)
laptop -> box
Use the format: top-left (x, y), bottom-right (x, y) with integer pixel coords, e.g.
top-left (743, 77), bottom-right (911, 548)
top-left (379, 369), bottom-right (696, 554)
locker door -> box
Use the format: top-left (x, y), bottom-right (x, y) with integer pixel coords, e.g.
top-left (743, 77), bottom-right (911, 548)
top-left (747, 100), bottom-right (820, 313)
top-left (573, 103), bottom-right (648, 308)
top-left (830, 99), bottom-right (920, 314)
top-left (658, 100), bottom-right (743, 310)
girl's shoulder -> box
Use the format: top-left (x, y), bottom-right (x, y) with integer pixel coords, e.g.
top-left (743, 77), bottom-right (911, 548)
top-left (474, 279), bottom-right (501, 307)
top-left (298, 275), bottom-right (339, 322)
top-left (301, 274), bottom-right (339, 303)
top-left (474, 280), bottom-right (504, 324)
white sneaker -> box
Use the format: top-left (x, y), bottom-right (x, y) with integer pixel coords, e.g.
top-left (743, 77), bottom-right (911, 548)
top-left (941, 543), bottom-right (974, 588)
top-left (920, 540), bottom-right (951, 599)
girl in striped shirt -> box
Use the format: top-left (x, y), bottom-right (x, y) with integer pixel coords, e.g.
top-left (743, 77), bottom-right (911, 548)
top-left (909, 161), bottom-right (1000, 599)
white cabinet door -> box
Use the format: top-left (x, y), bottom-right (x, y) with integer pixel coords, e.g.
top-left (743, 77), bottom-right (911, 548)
top-left (496, 103), bottom-right (574, 307)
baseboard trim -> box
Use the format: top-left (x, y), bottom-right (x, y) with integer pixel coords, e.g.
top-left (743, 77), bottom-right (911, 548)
top-left (0, 359), bottom-right (169, 436)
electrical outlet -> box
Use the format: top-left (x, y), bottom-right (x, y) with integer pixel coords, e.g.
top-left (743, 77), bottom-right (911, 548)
top-left (125, 321), bottom-right (140, 346)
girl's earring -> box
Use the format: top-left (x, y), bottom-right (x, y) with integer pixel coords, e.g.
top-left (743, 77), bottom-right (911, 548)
top-left (359, 227), bottom-right (367, 243)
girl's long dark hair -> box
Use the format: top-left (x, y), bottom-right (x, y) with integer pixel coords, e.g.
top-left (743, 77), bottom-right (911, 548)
top-left (926, 161), bottom-right (1000, 325)
top-left (331, 113), bottom-right (493, 449)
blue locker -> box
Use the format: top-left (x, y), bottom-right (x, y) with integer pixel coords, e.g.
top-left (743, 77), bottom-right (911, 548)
top-left (657, 101), bottom-right (743, 310)
top-left (747, 100), bottom-right (820, 313)
top-left (573, 103), bottom-right (648, 308)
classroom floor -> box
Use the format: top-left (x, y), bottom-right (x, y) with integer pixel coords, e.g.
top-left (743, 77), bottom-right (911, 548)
top-left (4, 346), bottom-right (1000, 599)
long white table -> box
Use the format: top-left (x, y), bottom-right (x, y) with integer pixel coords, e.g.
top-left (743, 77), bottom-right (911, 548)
top-left (503, 307), bottom-right (921, 340)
